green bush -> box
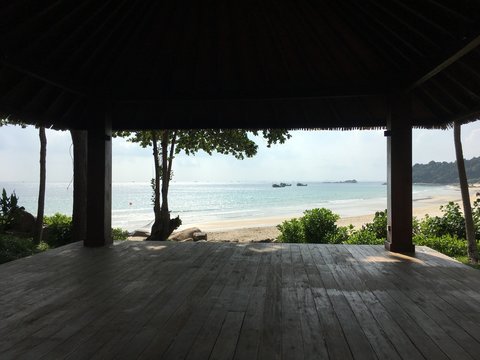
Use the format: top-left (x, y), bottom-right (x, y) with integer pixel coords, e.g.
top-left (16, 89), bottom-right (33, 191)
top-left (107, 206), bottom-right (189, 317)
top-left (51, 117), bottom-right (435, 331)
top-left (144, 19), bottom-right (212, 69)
top-left (277, 208), bottom-right (342, 243)
top-left (0, 189), bottom-right (22, 232)
top-left (43, 213), bottom-right (130, 245)
top-left (43, 213), bottom-right (73, 247)
top-left (363, 210), bottom-right (387, 239)
top-left (301, 208), bottom-right (340, 243)
top-left (277, 218), bottom-right (304, 243)
top-left (420, 202), bottom-right (466, 239)
top-left (413, 234), bottom-right (470, 258)
top-left (112, 228), bottom-right (129, 241)
top-left (473, 199), bottom-right (480, 239)
top-left (0, 234), bottom-right (48, 264)
top-left (345, 229), bottom-right (384, 245)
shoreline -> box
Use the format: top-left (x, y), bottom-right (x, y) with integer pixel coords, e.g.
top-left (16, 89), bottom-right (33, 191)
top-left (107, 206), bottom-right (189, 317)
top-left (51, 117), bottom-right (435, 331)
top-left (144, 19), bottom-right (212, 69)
top-left (130, 188), bottom-right (479, 242)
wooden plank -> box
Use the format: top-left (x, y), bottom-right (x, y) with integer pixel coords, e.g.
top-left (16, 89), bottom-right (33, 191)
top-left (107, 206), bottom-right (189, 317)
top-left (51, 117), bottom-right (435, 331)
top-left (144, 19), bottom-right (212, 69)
top-left (256, 243), bottom-right (283, 360)
top-left (345, 245), bottom-right (449, 360)
top-left (280, 244), bottom-right (304, 360)
top-left (309, 245), bottom-right (376, 359)
top-left (324, 245), bottom-right (403, 359)
top-left (1, 243), bottom-right (480, 359)
top-left (209, 311), bottom-right (245, 360)
top-left (358, 245), bottom-right (474, 359)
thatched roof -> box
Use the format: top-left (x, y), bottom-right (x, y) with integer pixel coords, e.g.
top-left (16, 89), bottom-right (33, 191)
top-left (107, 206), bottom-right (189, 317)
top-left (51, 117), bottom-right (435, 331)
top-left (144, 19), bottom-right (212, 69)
top-left (1, 1), bottom-right (480, 130)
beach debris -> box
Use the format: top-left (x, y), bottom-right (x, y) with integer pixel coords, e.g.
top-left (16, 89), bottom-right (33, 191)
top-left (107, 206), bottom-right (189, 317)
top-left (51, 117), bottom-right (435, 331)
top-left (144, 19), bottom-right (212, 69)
top-left (193, 231), bottom-right (207, 241)
top-left (132, 229), bottom-right (150, 237)
top-left (169, 227), bottom-right (202, 242)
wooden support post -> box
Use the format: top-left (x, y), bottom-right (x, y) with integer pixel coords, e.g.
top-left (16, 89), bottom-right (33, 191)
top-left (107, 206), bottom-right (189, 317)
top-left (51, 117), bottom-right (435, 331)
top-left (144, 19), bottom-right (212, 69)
top-left (85, 108), bottom-right (112, 247)
top-left (385, 93), bottom-right (415, 253)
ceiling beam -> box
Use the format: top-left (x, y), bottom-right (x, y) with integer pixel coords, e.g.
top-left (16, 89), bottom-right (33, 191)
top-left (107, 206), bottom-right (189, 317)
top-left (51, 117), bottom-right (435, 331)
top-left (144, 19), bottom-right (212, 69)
top-left (408, 34), bottom-right (480, 91)
top-left (0, 57), bottom-right (87, 97)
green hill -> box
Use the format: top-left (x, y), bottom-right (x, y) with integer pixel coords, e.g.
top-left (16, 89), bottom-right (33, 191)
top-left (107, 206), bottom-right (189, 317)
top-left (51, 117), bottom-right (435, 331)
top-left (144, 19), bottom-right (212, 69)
top-left (412, 157), bottom-right (480, 184)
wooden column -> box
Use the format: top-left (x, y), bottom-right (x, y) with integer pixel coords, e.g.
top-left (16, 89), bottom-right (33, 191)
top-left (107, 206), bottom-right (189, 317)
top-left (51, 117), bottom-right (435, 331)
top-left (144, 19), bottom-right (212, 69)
top-left (385, 93), bottom-right (415, 253)
top-left (85, 109), bottom-right (112, 247)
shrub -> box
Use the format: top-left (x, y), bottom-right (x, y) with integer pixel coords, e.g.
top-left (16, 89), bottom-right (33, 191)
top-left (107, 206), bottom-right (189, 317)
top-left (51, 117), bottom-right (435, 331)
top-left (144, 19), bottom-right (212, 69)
top-left (363, 210), bottom-right (387, 239)
top-left (43, 213), bottom-right (73, 247)
top-left (0, 189), bottom-right (22, 232)
top-left (277, 208), bottom-right (342, 243)
top-left (345, 229), bottom-right (384, 245)
top-left (300, 208), bottom-right (340, 243)
top-left (420, 202), bottom-right (465, 239)
top-left (473, 199), bottom-right (480, 240)
top-left (413, 234), bottom-right (469, 258)
top-left (277, 218), bottom-right (304, 243)
top-left (112, 228), bottom-right (129, 241)
top-left (0, 234), bottom-right (48, 264)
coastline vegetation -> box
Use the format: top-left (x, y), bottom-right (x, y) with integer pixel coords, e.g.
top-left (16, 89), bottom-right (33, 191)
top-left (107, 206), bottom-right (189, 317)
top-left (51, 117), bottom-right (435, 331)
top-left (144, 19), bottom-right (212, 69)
top-left (0, 189), bottom-right (129, 264)
top-left (277, 201), bottom-right (480, 268)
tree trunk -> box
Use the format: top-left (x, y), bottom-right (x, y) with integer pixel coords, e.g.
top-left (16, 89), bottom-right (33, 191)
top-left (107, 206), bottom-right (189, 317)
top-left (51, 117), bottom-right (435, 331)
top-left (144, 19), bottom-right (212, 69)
top-left (148, 132), bottom-right (164, 240)
top-left (33, 126), bottom-right (46, 244)
top-left (454, 121), bottom-right (479, 264)
top-left (70, 130), bottom-right (87, 243)
top-left (148, 131), bottom-right (181, 240)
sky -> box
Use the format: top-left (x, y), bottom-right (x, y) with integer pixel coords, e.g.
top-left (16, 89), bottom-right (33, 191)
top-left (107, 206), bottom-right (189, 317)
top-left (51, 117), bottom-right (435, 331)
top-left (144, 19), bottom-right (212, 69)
top-left (0, 121), bottom-right (479, 183)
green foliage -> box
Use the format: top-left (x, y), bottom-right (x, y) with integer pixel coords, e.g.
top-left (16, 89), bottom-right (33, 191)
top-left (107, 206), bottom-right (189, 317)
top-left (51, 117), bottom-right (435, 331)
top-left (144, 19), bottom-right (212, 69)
top-left (116, 129), bottom-right (291, 159)
top-left (112, 228), bottom-right (129, 241)
top-left (277, 218), bottom-right (304, 243)
top-left (419, 202), bottom-right (466, 239)
top-left (43, 213), bottom-right (73, 247)
top-left (0, 234), bottom-right (48, 264)
top-left (301, 208), bottom-right (340, 243)
top-left (277, 208), bottom-right (343, 243)
top-left (412, 157), bottom-right (480, 184)
top-left (0, 189), bottom-right (22, 232)
top-left (363, 210), bottom-right (387, 239)
top-left (413, 234), bottom-right (470, 258)
top-left (345, 229), bottom-right (384, 245)
top-left (473, 199), bottom-right (480, 239)
top-left (43, 213), bottom-right (130, 245)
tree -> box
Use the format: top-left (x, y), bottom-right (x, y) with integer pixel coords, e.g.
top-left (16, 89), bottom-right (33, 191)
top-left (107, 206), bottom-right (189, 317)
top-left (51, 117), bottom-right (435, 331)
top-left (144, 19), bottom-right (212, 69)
top-left (117, 129), bottom-right (290, 240)
top-left (454, 121), bottom-right (478, 264)
top-left (33, 126), bottom-right (47, 244)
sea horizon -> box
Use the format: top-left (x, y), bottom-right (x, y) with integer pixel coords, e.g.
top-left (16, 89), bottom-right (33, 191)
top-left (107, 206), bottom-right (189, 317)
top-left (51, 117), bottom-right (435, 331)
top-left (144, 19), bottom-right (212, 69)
top-left (0, 180), bottom-right (460, 231)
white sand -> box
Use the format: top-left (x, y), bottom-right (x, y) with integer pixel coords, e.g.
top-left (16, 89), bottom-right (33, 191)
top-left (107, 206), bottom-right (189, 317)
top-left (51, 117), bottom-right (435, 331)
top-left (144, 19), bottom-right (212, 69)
top-left (130, 186), bottom-right (480, 243)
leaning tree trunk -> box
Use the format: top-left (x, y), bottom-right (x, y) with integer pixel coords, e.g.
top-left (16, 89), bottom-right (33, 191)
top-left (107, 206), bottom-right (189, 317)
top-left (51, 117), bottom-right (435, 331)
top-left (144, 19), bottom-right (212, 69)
top-left (159, 130), bottom-right (171, 240)
top-left (33, 126), bottom-right (47, 244)
top-left (454, 121), bottom-right (479, 264)
top-left (70, 130), bottom-right (87, 243)
top-left (148, 132), bottom-right (164, 240)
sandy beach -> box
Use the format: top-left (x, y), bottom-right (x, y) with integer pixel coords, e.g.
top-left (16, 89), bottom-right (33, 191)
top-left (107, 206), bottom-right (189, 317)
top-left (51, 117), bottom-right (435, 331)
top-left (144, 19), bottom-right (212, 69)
top-left (130, 186), bottom-right (479, 243)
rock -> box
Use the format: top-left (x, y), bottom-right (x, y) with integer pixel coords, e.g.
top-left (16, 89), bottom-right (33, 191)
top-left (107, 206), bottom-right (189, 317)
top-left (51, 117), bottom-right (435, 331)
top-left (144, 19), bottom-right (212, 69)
top-left (193, 232), bottom-right (207, 241)
top-left (131, 229), bottom-right (150, 237)
top-left (169, 227), bottom-right (202, 241)
top-left (10, 209), bottom-right (36, 235)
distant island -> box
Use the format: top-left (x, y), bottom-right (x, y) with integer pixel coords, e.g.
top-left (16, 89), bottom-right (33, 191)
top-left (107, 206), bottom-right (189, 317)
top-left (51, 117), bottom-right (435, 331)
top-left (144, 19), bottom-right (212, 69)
top-left (324, 179), bottom-right (358, 184)
top-left (412, 156), bottom-right (480, 184)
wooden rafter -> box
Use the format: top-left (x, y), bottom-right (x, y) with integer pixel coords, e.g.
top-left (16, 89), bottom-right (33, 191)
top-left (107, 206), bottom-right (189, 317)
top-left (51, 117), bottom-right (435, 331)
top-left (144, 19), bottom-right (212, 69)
top-left (408, 34), bottom-right (480, 90)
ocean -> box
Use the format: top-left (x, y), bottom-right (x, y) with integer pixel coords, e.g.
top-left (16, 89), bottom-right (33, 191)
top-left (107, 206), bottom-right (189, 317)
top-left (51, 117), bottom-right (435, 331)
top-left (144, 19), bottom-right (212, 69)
top-left (0, 181), bottom-right (459, 231)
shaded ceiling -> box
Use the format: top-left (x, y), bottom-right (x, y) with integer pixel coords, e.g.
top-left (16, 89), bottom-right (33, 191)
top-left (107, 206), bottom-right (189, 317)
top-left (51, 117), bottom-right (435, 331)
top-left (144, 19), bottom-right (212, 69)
top-left (1, 0), bottom-right (480, 130)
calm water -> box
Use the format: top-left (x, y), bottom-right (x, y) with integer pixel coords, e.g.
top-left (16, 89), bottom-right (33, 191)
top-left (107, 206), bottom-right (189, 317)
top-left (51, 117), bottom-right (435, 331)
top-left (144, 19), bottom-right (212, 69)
top-left (0, 181), bottom-right (458, 231)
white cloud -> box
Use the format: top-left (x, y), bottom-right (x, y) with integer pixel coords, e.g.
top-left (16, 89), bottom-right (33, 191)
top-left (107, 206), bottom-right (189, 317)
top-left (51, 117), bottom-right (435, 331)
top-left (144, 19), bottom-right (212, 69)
top-left (1, 121), bottom-right (479, 183)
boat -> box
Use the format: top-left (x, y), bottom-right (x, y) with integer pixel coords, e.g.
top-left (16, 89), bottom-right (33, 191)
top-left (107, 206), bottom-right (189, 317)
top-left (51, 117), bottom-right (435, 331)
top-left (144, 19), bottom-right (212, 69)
top-left (280, 182), bottom-right (291, 187)
top-left (297, 183), bottom-right (307, 186)
top-left (272, 184), bottom-right (282, 188)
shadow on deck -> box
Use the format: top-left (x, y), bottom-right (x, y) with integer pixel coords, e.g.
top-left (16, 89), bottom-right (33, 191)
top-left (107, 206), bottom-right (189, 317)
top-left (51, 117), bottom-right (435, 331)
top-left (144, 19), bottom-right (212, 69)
top-left (1, 241), bottom-right (479, 359)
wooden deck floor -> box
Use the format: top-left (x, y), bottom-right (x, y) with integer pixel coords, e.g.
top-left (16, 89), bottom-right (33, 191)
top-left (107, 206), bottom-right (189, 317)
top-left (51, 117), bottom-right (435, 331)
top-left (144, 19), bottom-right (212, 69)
top-left (1, 241), bottom-right (480, 359)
